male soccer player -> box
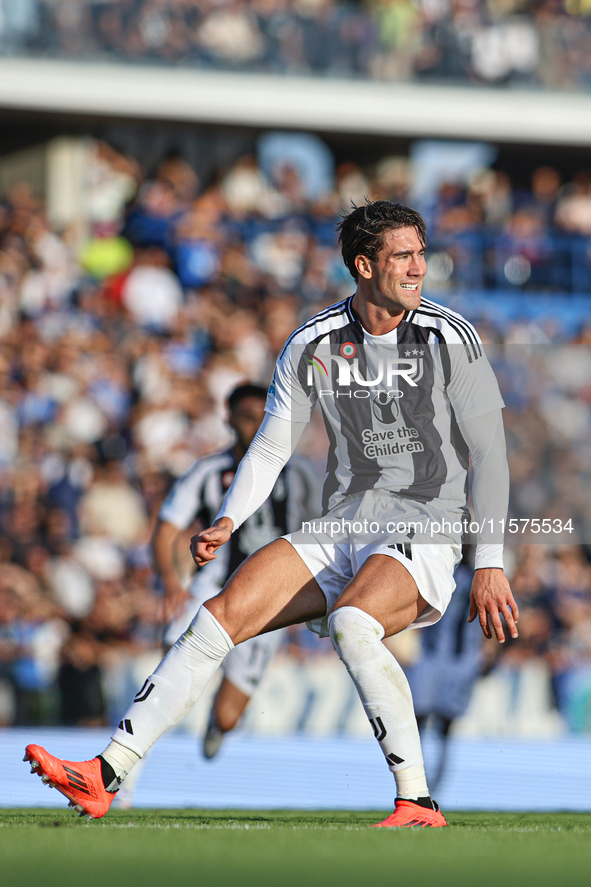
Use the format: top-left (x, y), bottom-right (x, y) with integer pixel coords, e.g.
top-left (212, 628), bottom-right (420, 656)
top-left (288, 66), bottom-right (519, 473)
top-left (152, 382), bottom-right (319, 759)
top-left (25, 201), bottom-right (518, 827)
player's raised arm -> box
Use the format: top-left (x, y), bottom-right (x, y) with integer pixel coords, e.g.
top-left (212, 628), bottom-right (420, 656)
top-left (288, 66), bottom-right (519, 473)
top-left (190, 412), bottom-right (307, 566)
top-left (151, 517), bottom-right (192, 621)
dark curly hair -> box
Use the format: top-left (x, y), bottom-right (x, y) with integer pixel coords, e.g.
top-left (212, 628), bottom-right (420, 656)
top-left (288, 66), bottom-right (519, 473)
top-left (227, 383), bottom-right (267, 413)
top-left (336, 200), bottom-right (427, 281)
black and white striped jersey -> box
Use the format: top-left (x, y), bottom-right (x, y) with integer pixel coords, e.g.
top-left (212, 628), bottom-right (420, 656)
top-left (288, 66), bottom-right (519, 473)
top-left (159, 448), bottom-right (320, 595)
top-left (265, 295), bottom-right (504, 515)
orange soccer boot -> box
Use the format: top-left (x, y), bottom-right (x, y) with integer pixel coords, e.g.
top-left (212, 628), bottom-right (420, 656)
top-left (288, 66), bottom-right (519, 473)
top-left (23, 744), bottom-right (116, 820)
top-left (374, 797), bottom-right (448, 828)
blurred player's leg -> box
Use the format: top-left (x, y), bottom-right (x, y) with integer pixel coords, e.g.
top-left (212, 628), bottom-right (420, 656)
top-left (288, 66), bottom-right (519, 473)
top-left (429, 716), bottom-right (452, 793)
top-left (203, 631), bottom-right (284, 759)
top-left (203, 679), bottom-right (249, 759)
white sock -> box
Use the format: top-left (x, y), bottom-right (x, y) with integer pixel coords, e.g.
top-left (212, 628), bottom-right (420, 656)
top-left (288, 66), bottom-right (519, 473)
top-left (112, 752), bottom-right (148, 807)
top-left (328, 606), bottom-right (429, 800)
top-left (104, 607), bottom-right (234, 767)
top-left (100, 740), bottom-right (141, 786)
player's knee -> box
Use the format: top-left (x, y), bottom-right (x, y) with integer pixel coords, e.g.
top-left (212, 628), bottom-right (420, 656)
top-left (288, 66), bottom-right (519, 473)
top-left (203, 597), bottom-right (241, 644)
top-left (215, 692), bottom-right (249, 732)
top-left (204, 588), bottom-right (263, 646)
top-left (215, 706), bottom-right (239, 732)
top-left (328, 606), bottom-right (385, 661)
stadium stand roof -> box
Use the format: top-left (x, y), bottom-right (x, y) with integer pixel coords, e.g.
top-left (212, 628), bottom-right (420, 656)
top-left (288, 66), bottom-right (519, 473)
top-left (2, 58), bottom-right (591, 146)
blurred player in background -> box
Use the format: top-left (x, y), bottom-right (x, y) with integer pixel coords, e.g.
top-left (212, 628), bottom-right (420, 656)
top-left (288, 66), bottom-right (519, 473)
top-left (115, 383), bottom-right (319, 807)
top-left (152, 382), bottom-right (319, 759)
top-left (406, 551), bottom-right (484, 792)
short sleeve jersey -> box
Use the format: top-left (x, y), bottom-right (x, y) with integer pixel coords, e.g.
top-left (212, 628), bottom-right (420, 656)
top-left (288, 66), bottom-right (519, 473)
top-left (159, 449), bottom-right (320, 595)
top-left (265, 296), bottom-right (504, 515)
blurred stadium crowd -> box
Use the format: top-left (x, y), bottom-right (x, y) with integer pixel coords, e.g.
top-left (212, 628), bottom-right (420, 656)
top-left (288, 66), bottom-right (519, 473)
top-left (1, 135), bottom-right (591, 736)
top-left (2, 0), bottom-right (591, 89)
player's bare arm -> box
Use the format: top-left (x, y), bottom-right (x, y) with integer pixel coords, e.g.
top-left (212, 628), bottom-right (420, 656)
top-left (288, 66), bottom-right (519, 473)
top-left (151, 518), bottom-right (191, 622)
top-left (469, 568), bottom-right (519, 643)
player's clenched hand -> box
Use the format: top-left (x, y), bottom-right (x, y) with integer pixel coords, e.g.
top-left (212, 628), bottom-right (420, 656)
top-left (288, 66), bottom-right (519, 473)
top-left (468, 568), bottom-right (519, 643)
top-left (190, 517), bottom-right (234, 567)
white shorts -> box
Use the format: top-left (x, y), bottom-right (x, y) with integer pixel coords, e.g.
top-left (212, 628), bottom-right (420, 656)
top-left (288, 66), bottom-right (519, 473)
top-left (222, 629), bottom-right (285, 696)
top-left (287, 491), bottom-right (462, 637)
top-left (164, 595), bottom-right (284, 697)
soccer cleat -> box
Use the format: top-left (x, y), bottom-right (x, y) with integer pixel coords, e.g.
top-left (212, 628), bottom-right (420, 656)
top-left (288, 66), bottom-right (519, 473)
top-left (374, 798), bottom-right (447, 828)
top-left (202, 711), bottom-right (225, 760)
top-left (23, 744), bottom-right (115, 820)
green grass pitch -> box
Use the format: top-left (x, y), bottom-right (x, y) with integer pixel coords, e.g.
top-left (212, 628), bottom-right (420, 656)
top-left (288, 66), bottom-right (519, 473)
top-left (2, 809), bottom-right (590, 887)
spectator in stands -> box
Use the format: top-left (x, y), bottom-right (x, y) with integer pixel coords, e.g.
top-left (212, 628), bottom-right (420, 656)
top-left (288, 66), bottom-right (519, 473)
top-left (7, 0), bottom-right (591, 90)
top-left (555, 171), bottom-right (591, 236)
top-left (121, 246), bottom-right (184, 332)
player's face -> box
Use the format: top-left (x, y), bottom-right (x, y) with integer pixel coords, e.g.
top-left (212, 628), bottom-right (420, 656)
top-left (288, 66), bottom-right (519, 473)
top-left (229, 396), bottom-right (266, 450)
top-left (357, 226), bottom-right (426, 313)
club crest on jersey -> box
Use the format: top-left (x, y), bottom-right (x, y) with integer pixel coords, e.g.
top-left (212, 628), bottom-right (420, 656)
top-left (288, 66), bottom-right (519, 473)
top-left (372, 391), bottom-right (400, 425)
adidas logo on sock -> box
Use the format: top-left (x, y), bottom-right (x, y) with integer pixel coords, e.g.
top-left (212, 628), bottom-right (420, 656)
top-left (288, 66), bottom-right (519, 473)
top-left (118, 719), bottom-right (134, 735)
